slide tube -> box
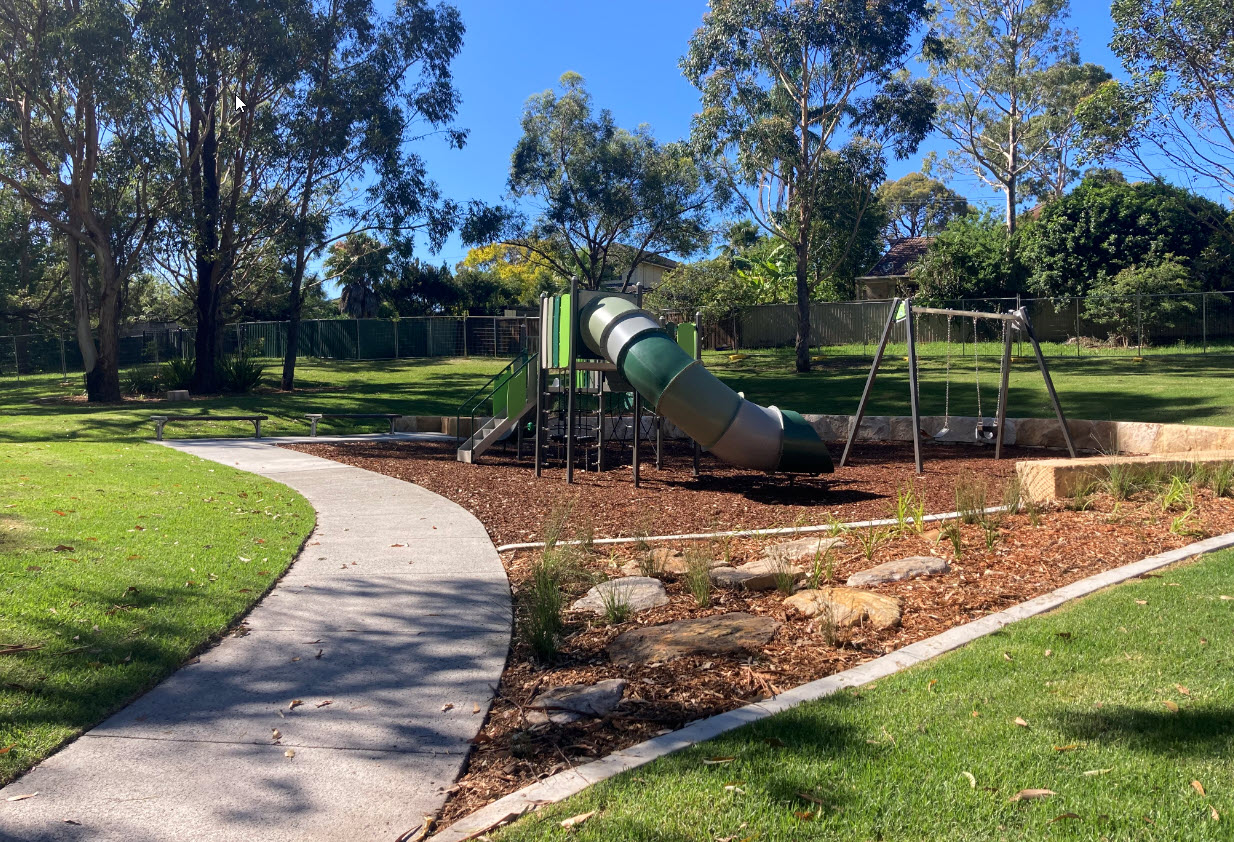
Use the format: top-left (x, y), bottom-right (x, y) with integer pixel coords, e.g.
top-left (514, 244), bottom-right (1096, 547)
top-left (579, 295), bottom-right (833, 474)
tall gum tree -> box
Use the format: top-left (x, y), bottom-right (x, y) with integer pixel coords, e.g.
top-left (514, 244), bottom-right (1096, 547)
top-left (926, 0), bottom-right (1107, 232)
top-left (682, 0), bottom-right (936, 372)
top-left (0, 0), bottom-right (173, 400)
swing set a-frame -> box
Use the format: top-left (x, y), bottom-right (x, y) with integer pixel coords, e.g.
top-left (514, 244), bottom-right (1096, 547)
top-left (840, 297), bottom-right (1077, 474)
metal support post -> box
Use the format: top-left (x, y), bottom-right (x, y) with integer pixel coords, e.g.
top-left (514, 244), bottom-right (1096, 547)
top-left (596, 373), bottom-right (605, 472)
top-left (904, 300), bottom-right (924, 474)
top-left (427, 318), bottom-right (433, 357)
top-left (493, 316), bottom-right (498, 356)
top-left (565, 277), bottom-right (578, 484)
top-left (655, 414), bottom-right (663, 470)
top-left (11, 335), bottom-right (20, 381)
top-left (1020, 307), bottom-right (1076, 457)
top-left (1075, 297), bottom-right (1081, 358)
top-left (632, 393), bottom-right (642, 488)
top-left (840, 298), bottom-right (900, 469)
top-left (994, 316), bottom-right (1013, 460)
top-left (462, 314), bottom-right (468, 357)
top-left (692, 310), bottom-right (702, 477)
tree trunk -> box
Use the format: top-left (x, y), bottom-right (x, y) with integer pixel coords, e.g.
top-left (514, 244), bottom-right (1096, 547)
top-left (1005, 176), bottom-right (1017, 236)
top-left (189, 71), bottom-right (223, 393)
top-left (88, 262), bottom-right (123, 402)
top-left (67, 235), bottom-right (99, 377)
top-left (281, 273), bottom-right (303, 390)
top-left (794, 241), bottom-right (811, 373)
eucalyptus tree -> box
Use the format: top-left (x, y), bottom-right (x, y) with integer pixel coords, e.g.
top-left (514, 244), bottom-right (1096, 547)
top-left (1078, 0), bottom-right (1234, 208)
top-left (877, 172), bottom-right (973, 242)
top-left (926, 0), bottom-right (1108, 232)
top-left (463, 72), bottom-right (721, 291)
top-left (682, 0), bottom-right (935, 372)
top-left (0, 0), bottom-right (172, 400)
top-left (273, 0), bottom-right (466, 389)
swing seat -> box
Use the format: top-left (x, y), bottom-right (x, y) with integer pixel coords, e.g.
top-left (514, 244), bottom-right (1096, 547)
top-left (975, 423), bottom-right (998, 443)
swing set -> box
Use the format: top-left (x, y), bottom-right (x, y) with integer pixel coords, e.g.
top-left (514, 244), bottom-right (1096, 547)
top-left (840, 297), bottom-right (1077, 474)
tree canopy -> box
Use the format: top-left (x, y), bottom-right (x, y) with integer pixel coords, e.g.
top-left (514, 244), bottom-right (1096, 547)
top-left (877, 173), bottom-right (973, 242)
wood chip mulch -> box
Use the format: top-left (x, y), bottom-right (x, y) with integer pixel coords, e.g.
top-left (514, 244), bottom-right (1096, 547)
top-left (284, 439), bottom-right (1234, 825)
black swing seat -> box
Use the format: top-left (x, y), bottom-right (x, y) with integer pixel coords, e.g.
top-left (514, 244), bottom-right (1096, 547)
top-left (975, 424), bottom-right (998, 442)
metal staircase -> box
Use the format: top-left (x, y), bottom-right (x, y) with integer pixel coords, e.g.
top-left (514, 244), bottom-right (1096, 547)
top-left (455, 353), bottom-right (539, 464)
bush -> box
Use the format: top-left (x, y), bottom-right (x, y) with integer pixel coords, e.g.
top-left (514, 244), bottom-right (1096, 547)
top-left (1083, 258), bottom-right (1199, 347)
top-left (123, 366), bottom-right (162, 396)
top-left (162, 357), bottom-right (195, 391)
top-left (218, 348), bottom-right (265, 393)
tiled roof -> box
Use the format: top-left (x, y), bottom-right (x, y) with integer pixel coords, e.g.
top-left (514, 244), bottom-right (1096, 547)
top-left (862, 237), bottom-right (934, 278)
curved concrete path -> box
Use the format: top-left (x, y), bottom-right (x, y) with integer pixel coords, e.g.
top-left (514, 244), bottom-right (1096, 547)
top-left (0, 439), bottom-right (511, 842)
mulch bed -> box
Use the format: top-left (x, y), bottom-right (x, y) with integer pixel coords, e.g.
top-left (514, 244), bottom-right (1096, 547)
top-left (284, 439), bottom-right (1234, 826)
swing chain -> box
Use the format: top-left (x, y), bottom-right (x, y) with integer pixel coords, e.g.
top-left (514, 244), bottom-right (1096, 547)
top-left (973, 317), bottom-right (982, 421)
top-left (941, 315), bottom-right (952, 431)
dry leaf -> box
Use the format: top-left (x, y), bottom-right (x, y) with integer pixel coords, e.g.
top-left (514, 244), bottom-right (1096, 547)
top-left (1135, 599), bottom-right (1148, 605)
top-left (315, 700), bottom-right (333, 708)
top-left (1003, 652), bottom-right (1013, 662)
top-left (441, 703), bottom-right (454, 712)
top-left (1191, 780), bottom-right (1206, 797)
top-left (793, 811), bottom-right (814, 821)
top-left (723, 785), bottom-right (745, 793)
top-left (0, 744), bottom-right (15, 755)
top-left (559, 811), bottom-right (596, 829)
top-left (1014, 717), bottom-right (1030, 727)
top-left (1053, 744), bottom-right (1078, 752)
top-left (1163, 700), bottom-right (1180, 713)
top-left (271, 728), bottom-right (282, 742)
top-left (961, 771), bottom-right (977, 788)
top-left (1176, 684), bottom-right (1191, 696)
top-left (6, 792), bottom-right (37, 802)
top-left (1211, 805), bottom-right (1220, 821)
top-left (796, 792), bottom-right (825, 805)
top-left (1049, 813), bottom-right (1081, 823)
top-left (284, 749), bottom-right (295, 759)
top-left (1009, 789), bottom-right (1055, 802)
top-left (1044, 649), bottom-right (1052, 657)
top-left (704, 756), bottom-right (736, 765)
top-left (289, 699), bottom-right (303, 711)
top-left (1082, 768), bottom-right (1113, 776)
top-left (473, 703), bottom-right (481, 714)
top-left (52, 545), bottom-right (73, 552)
top-left (1220, 595), bottom-right (1233, 601)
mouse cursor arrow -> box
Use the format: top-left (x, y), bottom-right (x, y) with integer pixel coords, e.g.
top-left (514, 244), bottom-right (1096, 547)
top-left (235, 96), bottom-right (247, 113)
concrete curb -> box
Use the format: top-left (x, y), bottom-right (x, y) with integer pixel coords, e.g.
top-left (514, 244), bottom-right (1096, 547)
top-left (428, 530), bottom-right (1234, 842)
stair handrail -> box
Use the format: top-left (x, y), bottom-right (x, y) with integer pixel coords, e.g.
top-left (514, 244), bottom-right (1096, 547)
top-left (455, 351), bottom-right (538, 446)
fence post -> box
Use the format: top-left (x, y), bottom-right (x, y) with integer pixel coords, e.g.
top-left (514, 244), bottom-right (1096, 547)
top-left (492, 316), bottom-right (498, 356)
top-left (462, 315), bottom-right (468, 357)
top-left (1203, 292), bottom-right (1208, 354)
top-left (234, 323), bottom-right (242, 354)
top-left (394, 320), bottom-right (400, 359)
top-left (427, 318), bottom-right (433, 356)
top-left (11, 335), bottom-right (20, 381)
top-left (1136, 293), bottom-right (1144, 357)
top-left (59, 333), bottom-right (67, 377)
top-left (1075, 297), bottom-right (1081, 358)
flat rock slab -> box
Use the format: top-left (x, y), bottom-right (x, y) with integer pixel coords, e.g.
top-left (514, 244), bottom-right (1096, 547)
top-left (846, 556), bottom-right (950, 587)
top-left (620, 548), bottom-right (726, 577)
top-left (760, 535), bottom-right (846, 564)
top-left (571, 577), bottom-right (668, 615)
top-left (784, 588), bottom-right (902, 629)
top-left (607, 612), bottom-right (780, 665)
top-left (711, 557), bottom-right (803, 591)
top-left (527, 679), bottom-right (628, 725)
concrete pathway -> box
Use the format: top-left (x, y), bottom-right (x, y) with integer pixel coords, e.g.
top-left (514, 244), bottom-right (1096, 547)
top-left (0, 439), bottom-right (511, 842)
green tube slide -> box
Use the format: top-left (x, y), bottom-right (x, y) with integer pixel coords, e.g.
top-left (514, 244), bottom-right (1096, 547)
top-left (579, 295), bottom-right (833, 474)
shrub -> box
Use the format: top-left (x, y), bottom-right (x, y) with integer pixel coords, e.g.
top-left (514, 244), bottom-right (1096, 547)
top-left (807, 544), bottom-right (835, 590)
top-left (684, 547), bottom-right (713, 608)
top-left (954, 479), bottom-right (987, 524)
top-left (1103, 461), bottom-right (1139, 501)
top-left (521, 553), bottom-right (565, 658)
top-left (162, 357), bottom-right (195, 391)
top-left (123, 366), bottom-right (162, 396)
top-left (597, 581), bottom-right (631, 625)
top-left (218, 348), bottom-right (265, 393)
top-left (1210, 462), bottom-right (1234, 498)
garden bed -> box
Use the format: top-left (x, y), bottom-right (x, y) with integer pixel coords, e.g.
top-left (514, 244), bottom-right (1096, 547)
top-left (286, 440), bottom-right (1234, 826)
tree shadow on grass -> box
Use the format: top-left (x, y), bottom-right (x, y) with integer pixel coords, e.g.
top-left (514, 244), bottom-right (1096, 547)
top-left (1050, 705), bottom-right (1234, 758)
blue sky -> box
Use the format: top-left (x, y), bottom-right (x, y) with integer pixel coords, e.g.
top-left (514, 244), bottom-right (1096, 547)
top-left (410, 0), bottom-right (1127, 269)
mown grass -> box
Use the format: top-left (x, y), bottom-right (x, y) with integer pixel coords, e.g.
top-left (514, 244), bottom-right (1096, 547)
top-left (0, 443), bottom-right (316, 785)
top-left (0, 357), bottom-right (509, 443)
top-left (494, 549), bottom-right (1234, 841)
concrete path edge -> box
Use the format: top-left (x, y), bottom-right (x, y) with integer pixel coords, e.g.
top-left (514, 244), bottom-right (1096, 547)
top-left (428, 530), bottom-right (1234, 841)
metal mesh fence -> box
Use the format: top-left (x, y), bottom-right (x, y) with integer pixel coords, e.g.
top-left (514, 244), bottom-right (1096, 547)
top-left (4, 293), bottom-right (1234, 380)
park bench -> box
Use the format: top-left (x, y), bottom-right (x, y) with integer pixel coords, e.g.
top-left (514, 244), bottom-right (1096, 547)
top-left (150, 414), bottom-right (267, 441)
top-left (304, 413), bottom-right (400, 436)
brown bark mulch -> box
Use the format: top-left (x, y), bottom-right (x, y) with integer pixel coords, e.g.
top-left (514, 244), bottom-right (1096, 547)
top-left (283, 439), bottom-right (1234, 826)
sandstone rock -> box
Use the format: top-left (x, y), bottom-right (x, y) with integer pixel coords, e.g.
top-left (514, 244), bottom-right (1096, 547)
top-left (165, 389), bottom-right (190, 401)
top-left (846, 556), bottom-right (949, 588)
top-left (760, 535), bottom-right (846, 565)
top-left (527, 679), bottom-right (627, 725)
top-left (607, 612), bottom-right (780, 665)
top-left (571, 577), bottom-right (668, 616)
top-left (784, 587), bottom-right (901, 630)
top-left (710, 557), bottom-right (803, 591)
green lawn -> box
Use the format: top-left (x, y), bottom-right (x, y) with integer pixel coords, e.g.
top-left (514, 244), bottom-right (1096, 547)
top-left (703, 349), bottom-right (1234, 428)
top-left (494, 549), bottom-right (1234, 842)
top-left (0, 443), bottom-right (316, 785)
top-left (0, 357), bottom-right (509, 443)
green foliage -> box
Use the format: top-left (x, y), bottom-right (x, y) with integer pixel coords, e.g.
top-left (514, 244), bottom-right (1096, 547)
top-left (877, 173), bottom-right (973, 242)
top-left (161, 357), bottom-right (195, 391)
top-left (910, 215), bottom-right (1018, 300)
top-left (941, 520), bottom-right (964, 559)
top-left (807, 544), bottom-right (836, 590)
top-left (1019, 178), bottom-right (1234, 299)
top-left (1002, 474), bottom-right (1023, 514)
top-left (682, 0), bottom-right (934, 370)
top-left (521, 553), bottom-right (566, 659)
top-left (684, 547), bottom-right (713, 609)
top-left (597, 580), bottom-right (632, 626)
top-left (463, 72), bottom-right (719, 291)
top-left (1103, 461), bottom-right (1140, 501)
top-left (954, 478), bottom-right (988, 524)
top-left (1159, 475), bottom-right (1193, 513)
top-left (123, 365), bottom-right (163, 397)
top-left (854, 527), bottom-right (891, 561)
top-left (217, 348), bottom-right (265, 394)
top-left (1209, 462), bottom-right (1234, 499)
top-left (1084, 259), bottom-right (1200, 346)
top-left (647, 256), bottom-right (757, 320)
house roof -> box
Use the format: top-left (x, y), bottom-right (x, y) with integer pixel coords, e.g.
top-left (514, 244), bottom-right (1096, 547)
top-left (861, 237), bottom-right (934, 278)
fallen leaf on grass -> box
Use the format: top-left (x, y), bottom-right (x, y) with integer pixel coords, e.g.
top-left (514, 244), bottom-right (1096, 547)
top-left (315, 700), bottom-right (333, 708)
top-left (1014, 717), bottom-right (1030, 727)
top-left (1044, 649), bottom-right (1052, 657)
top-left (6, 792), bottom-right (37, 802)
top-left (1220, 595), bottom-right (1233, 601)
top-left (559, 811), bottom-right (596, 829)
top-left (1082, 769), bottom-right (1113, 776)
top-left (796, 792), bottom-right (826, 805)
top-left (1191, 780), bottom-right (1206, 796)
top-left (703, 756), bottom-right (736, 765)
top-left (1009, 789), bottom-right (1055, 802)
top-left (1003, 652), bottom-right (1013, 662)
top-left (1176, 684), bottom-right (1191, 696)
top-left (793, 811), bottom-right (814, 821)
top-left (1163, 700), bottom-right (1180, 713)
top-left (52, 545), bottom-right (73, 553)
top-left (961, 771), bottom-right (977, 788)
top-left (289, 699), bottom-right (303, 711)
top-left (723, 785), bottom-right (745, 794)
top-left (1135, 599), bottom-right (1148, 605)
top-left (1211, 805), bottom-right (1221, 821)
top-left (0, 744), bottom-right (14, 754)
top-left (1053, 744), bottom-right (1078, 752)
top-left (1049, 813), bottom-right (1081, 823)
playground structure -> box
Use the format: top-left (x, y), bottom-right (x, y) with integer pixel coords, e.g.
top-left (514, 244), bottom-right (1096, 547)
top-left (454, 279), bottom-right (834, 482)
top-left (841, 297), bottom-right (1077, 474)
